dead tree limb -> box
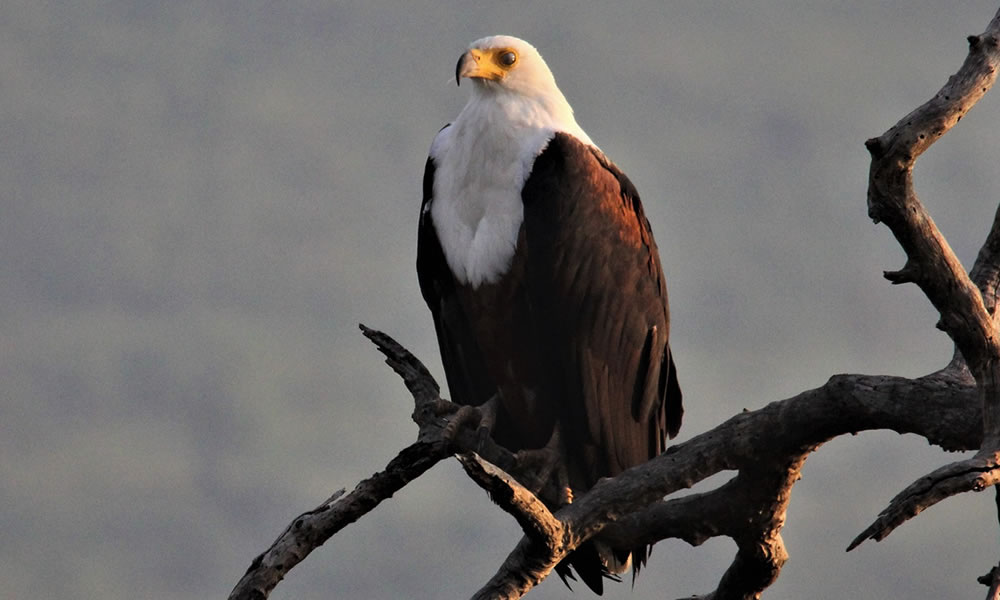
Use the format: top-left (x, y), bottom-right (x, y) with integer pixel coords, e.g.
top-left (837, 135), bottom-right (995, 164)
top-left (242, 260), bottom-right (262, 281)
top-left (849, 7), bottom-right (1000, 554)
top-left (229, 327), bottom-right (982, 600)
top-left (229, 325), bottom-right (532, 600)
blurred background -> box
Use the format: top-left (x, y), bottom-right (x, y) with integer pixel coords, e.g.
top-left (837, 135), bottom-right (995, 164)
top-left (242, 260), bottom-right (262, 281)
top-left (3, 1), bottom-right (1000, 598)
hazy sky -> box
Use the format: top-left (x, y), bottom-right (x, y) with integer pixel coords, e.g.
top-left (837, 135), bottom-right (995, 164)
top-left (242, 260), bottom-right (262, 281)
top-left (3, 1), bottom-right (1000, 599)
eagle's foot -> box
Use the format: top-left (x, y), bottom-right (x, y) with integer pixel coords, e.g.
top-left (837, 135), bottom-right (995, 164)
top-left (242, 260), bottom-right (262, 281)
top-left (442, 404), bottom-right (481, 443)
top-left (474, 396), bottom-right (498, 450)
top-left (512, 447), bottom-right (572, 504)
top-left (430, 398), bottom-right (460, 416)
top-left (512, 426), bottom-right (572, 504)
top-left (440, 394), bottom-right (500, 451)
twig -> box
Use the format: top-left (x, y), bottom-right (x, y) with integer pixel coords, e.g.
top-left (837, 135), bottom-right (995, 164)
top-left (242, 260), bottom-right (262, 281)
top-left (457, 453), bottom-right (563, 544)
top-left (228, 441), bottom-right (449, 600)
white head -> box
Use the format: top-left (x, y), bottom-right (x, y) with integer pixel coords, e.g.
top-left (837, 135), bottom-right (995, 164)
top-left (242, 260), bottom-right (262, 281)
top-left (455, 35), bottom-right (571, 110)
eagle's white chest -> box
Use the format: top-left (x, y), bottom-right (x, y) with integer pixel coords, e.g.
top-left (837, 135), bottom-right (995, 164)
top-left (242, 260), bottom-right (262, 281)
top-left (428, 116), bottom-right (554, 287)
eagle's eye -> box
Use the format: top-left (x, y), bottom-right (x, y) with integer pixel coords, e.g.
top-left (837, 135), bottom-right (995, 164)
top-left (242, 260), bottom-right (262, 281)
top-left (498, 51), bottom-right (517, 67)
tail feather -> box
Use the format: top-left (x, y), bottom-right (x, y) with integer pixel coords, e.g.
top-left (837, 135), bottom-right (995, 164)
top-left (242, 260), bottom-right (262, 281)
top-left (555, 541), bottom-right (630, 595)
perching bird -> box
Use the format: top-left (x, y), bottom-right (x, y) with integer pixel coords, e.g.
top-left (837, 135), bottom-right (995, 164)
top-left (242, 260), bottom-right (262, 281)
top-left (416, 35), bottom-right (682, 594)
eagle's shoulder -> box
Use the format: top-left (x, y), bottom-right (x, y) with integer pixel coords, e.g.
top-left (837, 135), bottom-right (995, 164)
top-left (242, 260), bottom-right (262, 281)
top-left (526, 132), bottom-right (640, 206)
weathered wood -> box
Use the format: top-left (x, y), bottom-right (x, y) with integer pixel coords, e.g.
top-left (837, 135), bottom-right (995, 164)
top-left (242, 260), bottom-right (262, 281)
top-left (228, 326), bottom-right (982, 600)
top-left (865, 12), bottom-right (1000, 375)
top-left (851, 8), bottom-right (1000, 556)
top-left (457, 453), bottom-right (563, 545)
top-left (228, 441), bottom-right (447, 600)
top-left (472, 370), bottom-right (981, 599)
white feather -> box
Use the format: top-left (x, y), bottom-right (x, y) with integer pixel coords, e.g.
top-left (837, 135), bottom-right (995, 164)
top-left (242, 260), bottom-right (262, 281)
top-left (429, 36), bottom-right (594, 287)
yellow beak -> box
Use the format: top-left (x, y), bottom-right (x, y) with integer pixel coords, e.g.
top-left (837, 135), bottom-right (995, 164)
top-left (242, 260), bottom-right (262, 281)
top-left (455, 48), bottom-right (505, 85)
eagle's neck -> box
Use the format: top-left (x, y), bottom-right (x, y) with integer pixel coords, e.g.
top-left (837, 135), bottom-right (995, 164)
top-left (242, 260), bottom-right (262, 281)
top-left (429, 93), bottom-right (591, 287)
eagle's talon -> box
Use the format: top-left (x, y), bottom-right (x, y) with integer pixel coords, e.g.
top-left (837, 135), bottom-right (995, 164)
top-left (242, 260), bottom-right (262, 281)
top-left (442, 405), bottom-right (481, 442)
top-left (509, 424), bottom-right (572, 503)
top-left (431, 398), bottom-right (459, 416)
top-left (474, 394), bottom-right (499, 451)
top-left (475, 426), bottom-right (491, 451)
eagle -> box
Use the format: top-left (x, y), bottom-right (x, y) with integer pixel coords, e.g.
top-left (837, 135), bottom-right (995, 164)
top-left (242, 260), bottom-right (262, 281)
top-left (416, 35), bottom-right (682, 594)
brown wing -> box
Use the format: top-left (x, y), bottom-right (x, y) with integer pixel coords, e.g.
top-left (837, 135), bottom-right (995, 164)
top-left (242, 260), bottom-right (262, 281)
top-left (520, 132), bottom-right (682, 487)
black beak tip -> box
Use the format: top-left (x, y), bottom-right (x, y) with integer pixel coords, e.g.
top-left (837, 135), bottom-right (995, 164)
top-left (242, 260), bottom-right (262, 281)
top-left (455, 55), bottom-right (463, 86)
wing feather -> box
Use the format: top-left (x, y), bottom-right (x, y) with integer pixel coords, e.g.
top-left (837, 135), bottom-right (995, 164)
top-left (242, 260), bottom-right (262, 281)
top-left (520, 133), bottom-right (682, 481)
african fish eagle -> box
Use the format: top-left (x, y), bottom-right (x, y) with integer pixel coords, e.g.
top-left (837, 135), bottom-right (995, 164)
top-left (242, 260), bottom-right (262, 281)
top-left (416, 35), bottom-right (682, 594)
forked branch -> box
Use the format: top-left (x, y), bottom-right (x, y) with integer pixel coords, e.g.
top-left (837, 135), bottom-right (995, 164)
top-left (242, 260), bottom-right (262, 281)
top-left (851, 7), bottom-right (1000, 553)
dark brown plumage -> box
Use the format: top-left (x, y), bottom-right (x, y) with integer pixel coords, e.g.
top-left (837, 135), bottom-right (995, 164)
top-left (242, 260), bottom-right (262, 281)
top-left (417, 131), bottom-right (681, 593)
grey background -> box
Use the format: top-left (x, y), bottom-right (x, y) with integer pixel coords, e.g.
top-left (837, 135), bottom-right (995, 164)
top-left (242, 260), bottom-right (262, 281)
top-left (3, 1), bottom-right (1000, 598)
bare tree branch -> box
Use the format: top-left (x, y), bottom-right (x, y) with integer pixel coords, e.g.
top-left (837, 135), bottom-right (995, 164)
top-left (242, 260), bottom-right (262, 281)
top-left (865, 9), bottom-right (1000, 374)
top-left (457, 453), bottom-right (563, 545)
top-left (230, 325), bottom-right (558, 600)
top-left (985, 487), bottom-right (1000, 600)
top-left (227, 440), bottom-right (448, 600)
top-left (472, 370), bottom-right (982, 599)
top-left (985, 568), bottom-right (1000, 600)
top-left (969, 202), bottom-right (1000, 315)
top-left (849, 8), bottom-right (1000, 552)
top-left (229, 332), bottom-right (984, 600)
top-left (229, 322), bottom-right (984, 600)
top-left (847, 452), bottom-right (1000, 551)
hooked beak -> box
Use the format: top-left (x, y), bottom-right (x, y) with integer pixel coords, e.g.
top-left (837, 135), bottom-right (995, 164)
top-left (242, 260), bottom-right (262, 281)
top-left (455, 48), bottom-right (504, 85)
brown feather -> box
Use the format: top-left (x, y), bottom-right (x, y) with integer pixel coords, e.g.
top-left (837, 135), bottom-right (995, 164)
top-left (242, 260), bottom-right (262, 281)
top-left (417, 132), bottom-right (682, 592)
